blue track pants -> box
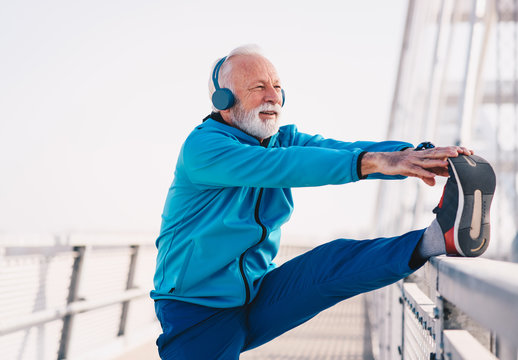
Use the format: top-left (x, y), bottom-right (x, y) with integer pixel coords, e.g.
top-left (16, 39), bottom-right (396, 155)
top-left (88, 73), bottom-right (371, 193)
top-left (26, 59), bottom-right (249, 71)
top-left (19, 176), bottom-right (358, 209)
top-left (154, 229), bottom-right (426, 359)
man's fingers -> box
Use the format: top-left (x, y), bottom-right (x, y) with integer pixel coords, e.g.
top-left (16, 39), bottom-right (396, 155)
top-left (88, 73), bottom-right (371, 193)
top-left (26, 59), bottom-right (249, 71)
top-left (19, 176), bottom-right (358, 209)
top-left (417, 158), bottom-right (448, 168)
top-left (406, 164), bottom-right (437, 180)
top-left (421, 176), bottom-right (436, 186)
top-left (428, 166), bottom-right (450, 177)
top-left (420, 146), bottom-right (474, 158)
top-left (449, 146), bottom-right (473, 155)
top-left (406, 165), bottom-right (439, 186)
top-left (458, 146), bottom-right (474, 155)
top-left (420, 147), bottom-right (458, 158)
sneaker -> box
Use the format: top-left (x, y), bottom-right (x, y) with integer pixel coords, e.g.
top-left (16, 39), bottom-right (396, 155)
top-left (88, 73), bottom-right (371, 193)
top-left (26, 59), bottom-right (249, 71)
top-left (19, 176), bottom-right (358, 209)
top-left (433, 154), bottom-right (496, 257)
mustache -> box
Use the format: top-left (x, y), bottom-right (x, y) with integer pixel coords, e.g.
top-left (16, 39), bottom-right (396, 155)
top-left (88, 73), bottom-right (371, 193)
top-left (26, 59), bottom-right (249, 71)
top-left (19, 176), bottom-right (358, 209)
top-left (255, 103), bottom-right (282, 114)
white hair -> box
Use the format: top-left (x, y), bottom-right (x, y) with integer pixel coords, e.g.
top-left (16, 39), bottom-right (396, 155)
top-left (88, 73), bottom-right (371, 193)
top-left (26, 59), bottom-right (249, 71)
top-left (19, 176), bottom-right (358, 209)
top-left (208, 44), bottom-right (264, 112)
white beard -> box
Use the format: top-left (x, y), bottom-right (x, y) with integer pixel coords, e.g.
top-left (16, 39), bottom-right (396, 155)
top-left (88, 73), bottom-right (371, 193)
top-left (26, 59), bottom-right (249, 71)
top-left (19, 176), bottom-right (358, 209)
top-left (230, 102), bottom-right (282, 140)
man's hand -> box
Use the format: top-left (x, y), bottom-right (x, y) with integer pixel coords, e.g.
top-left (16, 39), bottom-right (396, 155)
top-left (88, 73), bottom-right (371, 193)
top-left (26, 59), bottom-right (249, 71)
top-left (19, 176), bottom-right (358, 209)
top-left (360, 146), bottom-right (474, 186)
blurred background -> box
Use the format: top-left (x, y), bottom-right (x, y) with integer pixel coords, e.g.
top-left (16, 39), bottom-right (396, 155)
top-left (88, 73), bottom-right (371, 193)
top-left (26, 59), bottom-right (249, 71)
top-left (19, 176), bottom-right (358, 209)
top-left (0, 0), bottom-right (408, 243)
top-left (1, 0), bottom-right (517, 359)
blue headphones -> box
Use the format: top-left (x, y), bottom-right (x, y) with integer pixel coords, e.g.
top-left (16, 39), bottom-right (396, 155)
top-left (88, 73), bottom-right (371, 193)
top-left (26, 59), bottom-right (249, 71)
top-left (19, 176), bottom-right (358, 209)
top-left (211, 56), bottom-right (285, 110)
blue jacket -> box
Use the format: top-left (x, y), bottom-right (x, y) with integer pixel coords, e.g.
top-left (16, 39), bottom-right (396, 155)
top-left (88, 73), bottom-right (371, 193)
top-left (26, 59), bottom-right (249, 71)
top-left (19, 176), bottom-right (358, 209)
top-left (151, 114), bottom-right (412, 308)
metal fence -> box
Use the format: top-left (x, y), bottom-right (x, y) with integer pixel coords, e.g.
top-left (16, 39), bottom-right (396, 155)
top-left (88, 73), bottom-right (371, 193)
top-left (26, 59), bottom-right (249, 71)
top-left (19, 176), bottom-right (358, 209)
top-left (367, 256), bottom-right (518, 360)
top-left (369, 1), bottom-right (518, 358)
top-left (0, 233), bottom-right (159, 360)
top-left (0, 235), bottom-right (318, 360)
top-left (377, 0), bottom-right (518, 260)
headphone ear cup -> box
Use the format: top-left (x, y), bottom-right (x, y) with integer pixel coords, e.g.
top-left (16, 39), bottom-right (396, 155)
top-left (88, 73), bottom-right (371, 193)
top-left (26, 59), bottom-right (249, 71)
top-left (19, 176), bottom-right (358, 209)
top-left (212, 88), bottom-right (235, 110)
top-left (281, 89), bottom-right (285, 107)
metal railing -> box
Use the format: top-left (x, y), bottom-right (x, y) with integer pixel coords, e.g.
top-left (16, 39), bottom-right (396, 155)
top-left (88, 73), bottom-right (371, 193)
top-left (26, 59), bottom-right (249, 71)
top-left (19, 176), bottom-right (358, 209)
top-left (0, 234), bottom-right (159, 360)
top-left (371, 0), bottom-right (518, 357)
top-left (4, 232), bottom-right (517, 360)
top-left (0, 237), bottom-right (315, 360)
top-left (367, 256), bottom-right (518, 360)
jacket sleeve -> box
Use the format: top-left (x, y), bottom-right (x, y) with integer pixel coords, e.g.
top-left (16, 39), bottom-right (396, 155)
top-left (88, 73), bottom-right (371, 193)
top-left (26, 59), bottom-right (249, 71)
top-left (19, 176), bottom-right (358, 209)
top-left (288, 127), bottom-right (413, 153)
top-left (286, 127), bottom-right (414, 180)
top-left (182, 129), bottom-right (364, 188)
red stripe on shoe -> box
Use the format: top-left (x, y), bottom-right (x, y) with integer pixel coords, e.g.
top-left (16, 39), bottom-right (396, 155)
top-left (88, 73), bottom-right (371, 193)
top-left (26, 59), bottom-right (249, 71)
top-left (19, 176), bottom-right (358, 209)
top-left (444, 227), bottom-right (458, 255)
top-left (438, 186), bottom-right (446, 209)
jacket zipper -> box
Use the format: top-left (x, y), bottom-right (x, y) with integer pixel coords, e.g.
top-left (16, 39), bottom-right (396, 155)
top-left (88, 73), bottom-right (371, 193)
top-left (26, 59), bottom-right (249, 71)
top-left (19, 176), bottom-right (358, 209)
top-left (239, 187), bottom-right (267, 305)
top-left (239, 138), bottom-right (270, 305)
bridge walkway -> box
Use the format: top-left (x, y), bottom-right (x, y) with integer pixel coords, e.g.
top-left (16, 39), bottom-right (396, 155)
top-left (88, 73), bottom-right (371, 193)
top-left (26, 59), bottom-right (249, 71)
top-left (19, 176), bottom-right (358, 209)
top-left (117, 293), bottom-right (374, 360)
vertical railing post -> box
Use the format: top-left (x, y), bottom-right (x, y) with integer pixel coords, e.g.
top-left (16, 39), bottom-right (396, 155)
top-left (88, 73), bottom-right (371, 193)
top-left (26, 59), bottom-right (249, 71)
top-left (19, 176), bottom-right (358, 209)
top-left (433, 294), bottom-right (444, 360)
top-left (118, 245), bottom-right (139, 336)
top-left (399, 285), bottom-right (405, 360)
top-left (58, 245), bottom-right (86, 359)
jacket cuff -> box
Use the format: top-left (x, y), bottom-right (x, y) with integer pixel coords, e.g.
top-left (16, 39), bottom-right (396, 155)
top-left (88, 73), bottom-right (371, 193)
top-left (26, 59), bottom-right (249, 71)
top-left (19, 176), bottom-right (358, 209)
top-left (357, 151), bottom-right (368, 180)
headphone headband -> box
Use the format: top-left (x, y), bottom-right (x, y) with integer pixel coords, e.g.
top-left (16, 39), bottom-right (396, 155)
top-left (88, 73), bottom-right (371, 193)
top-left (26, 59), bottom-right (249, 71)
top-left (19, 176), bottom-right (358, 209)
top-left (212, 56), bottom-right (227, 91)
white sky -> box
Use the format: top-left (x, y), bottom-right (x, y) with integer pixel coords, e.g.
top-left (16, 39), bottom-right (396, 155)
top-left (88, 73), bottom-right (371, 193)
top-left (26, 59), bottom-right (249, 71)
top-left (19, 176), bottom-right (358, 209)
top-left (0, 0), bottom-right (408, 244)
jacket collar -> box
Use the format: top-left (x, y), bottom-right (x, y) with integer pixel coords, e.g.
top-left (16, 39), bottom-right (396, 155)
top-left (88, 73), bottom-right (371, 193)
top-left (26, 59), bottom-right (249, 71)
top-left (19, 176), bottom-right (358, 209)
top-left (201, 112), bottom-right (276, 147)
top-left (202, 111), bottom-right (226, 125)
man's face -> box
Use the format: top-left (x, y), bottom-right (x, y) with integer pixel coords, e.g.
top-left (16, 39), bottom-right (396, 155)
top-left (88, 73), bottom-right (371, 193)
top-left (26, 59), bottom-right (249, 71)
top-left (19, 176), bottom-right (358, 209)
top-left (229, 55), bottom-right (283, 119)
top-left (222, 55), bottom-right (283, 140)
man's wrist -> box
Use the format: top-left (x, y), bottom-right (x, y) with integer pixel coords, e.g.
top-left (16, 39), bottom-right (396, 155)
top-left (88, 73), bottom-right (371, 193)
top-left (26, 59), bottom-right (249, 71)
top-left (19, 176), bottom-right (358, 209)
top-left (359, 152), bottom-right (382, 178)
top-left (357, 151), bottom-right (368, 179)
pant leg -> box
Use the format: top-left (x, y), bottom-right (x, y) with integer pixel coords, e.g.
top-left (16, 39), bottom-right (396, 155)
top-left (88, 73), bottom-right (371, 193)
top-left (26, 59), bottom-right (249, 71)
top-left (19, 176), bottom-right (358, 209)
top-left (154, 299), bottom-right (247, 360)
top-left (242, 229), bottom-right (425, 351)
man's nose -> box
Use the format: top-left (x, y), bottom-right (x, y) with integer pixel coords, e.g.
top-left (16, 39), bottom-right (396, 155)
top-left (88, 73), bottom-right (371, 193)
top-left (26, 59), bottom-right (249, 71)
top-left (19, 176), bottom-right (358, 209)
top-left (264, 85), bottom-right (282, 105)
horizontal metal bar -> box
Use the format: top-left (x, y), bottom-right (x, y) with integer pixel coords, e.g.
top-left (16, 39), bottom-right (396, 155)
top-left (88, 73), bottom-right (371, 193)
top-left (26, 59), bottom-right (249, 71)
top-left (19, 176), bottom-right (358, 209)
top-left (0, 288), bottom-right (148, 336)
top-left (402, 283), bottom-right (437, 339)
top-left (68, 233), bottom-right (156, 247)
top-left (4, 245), bottom-right (75, 257)
top-left (443, 330), bottom-right (498, 360)
top-left (0, 232), bottom-right (156, 247)
top-left (2, 244), bottom-right (153, 253)
top-left (430, 256), bottom-right (518, 347)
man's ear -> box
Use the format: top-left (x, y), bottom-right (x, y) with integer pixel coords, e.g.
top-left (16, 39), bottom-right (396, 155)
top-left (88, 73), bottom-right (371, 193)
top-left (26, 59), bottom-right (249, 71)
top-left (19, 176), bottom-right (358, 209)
top-left (219, 109), bottom-right (232, 124)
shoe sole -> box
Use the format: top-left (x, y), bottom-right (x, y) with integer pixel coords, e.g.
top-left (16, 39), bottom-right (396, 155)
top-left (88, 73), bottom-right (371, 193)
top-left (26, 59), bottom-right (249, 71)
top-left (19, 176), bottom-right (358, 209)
top-left (447, 155), bottom-right (496, 256)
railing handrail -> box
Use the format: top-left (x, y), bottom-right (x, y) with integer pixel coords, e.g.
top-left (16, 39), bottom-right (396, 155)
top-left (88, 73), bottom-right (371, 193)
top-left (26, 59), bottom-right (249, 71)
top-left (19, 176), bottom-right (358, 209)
top-left (0, 232), bottom-right (156, 248)
top-left (0, 239), bottom-right (158, 359)
top-left (424, 256), bottom-right (518, 347)
top-left (0, 288), bottom-right (149, 336)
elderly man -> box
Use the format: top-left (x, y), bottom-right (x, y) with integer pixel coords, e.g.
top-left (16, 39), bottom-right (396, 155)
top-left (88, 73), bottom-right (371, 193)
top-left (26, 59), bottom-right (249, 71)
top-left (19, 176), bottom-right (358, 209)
top-left (151, 45), bottom-right (495, 359)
